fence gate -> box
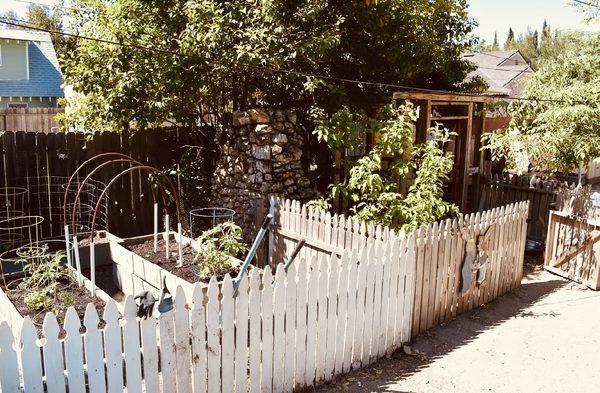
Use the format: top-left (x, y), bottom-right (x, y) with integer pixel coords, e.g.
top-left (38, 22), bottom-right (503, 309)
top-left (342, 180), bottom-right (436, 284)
top-left (545, 211), bottom-right (600, 289)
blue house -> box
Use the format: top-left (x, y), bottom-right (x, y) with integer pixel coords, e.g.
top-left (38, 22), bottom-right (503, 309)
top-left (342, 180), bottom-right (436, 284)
top-left (0, 29), bottom-right (64, 108)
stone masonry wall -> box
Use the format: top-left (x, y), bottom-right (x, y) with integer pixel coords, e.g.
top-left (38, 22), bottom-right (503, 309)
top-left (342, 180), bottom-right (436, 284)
top-left (212, 108), bottom-right (313, 239)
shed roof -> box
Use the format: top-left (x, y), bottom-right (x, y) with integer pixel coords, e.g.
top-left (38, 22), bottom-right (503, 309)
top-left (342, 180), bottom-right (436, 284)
top-left (462, 50), bottom-right (533, 96)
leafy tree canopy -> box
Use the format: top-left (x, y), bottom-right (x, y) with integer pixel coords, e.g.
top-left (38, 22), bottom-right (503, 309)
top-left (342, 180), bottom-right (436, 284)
top-left (484, 34), bottom-right (600, 174)
top-left (60, 0), bottom-right (477, 132)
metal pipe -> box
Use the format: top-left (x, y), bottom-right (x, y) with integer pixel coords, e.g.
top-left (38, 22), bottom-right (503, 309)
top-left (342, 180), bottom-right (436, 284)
top-left (176, 222), bottom-right (183, 267)
top-left (284, 239), bottom-right (305, 271)
top-left (153, 203), bottom-right (158, 253)
top-left (233, 214), bottom-right (272, 291)
top-left (64, 224), bottom-right (72, 268)
top-left (62, 152), bottom-right (136, 226)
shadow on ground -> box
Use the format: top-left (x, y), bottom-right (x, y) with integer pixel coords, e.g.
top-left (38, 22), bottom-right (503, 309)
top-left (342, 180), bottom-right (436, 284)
top-left (313, 266), bottom-right (567, 393)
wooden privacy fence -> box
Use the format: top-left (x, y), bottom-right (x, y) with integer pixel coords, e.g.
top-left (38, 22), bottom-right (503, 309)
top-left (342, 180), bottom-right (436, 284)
top-left (545, 211), bottom-right (600, 290)
top-left (0, 128), bottom-right (205, 239)
top-left (270, 198), bottom-right (529, 337)
top-left (479, 174), bottom-right (566, 243)
top-left (0, 108), bottom-right (63, 133)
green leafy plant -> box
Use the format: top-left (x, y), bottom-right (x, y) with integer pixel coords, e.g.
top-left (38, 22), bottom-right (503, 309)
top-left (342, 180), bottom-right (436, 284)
top-left (19, 249), bottom-right (74, 313)
top-left (312, 101), bottom-right (458, 232)
top-left (196, 222), bottom-right (248, 278)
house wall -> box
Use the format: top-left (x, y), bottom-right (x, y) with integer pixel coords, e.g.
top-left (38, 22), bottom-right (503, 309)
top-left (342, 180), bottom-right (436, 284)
top-left (0, 96), bottom-right (59, 108)
top-left (0, 40), bottom-right (28, 80)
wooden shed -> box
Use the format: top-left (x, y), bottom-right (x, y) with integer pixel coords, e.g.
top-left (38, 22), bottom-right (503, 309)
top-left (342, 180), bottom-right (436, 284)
top-left (393, 91), bottom-right (491, 213)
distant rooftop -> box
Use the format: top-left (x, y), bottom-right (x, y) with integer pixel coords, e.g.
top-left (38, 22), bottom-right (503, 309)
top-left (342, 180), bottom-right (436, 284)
top-left (462, 50), bottom-right (533, 97)
top-left (0, 29), bottom-right (64, 98)
top-left (0, 29), bottom-right (52, 42)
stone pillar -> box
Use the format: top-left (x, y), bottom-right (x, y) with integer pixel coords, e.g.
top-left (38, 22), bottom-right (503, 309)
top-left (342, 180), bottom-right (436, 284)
top-left (212, 108), bottom-right (313, 239)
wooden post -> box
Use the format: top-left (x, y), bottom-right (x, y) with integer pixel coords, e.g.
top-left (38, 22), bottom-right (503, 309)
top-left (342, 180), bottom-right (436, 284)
top-left (268, 196), bottom-right (275, 268)
top-left (254, 197), bottom-right (267, 268)
top-left (461, 102), bottom-right (474, 212)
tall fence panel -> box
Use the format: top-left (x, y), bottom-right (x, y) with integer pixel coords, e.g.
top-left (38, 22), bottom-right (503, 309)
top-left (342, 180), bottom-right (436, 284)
top-left (0, 128), bottom-right (206, 239)
top-left (545, 211), bottom-right (600, 289)
top-left (0, 108), bottom-right (63, 134)
top-left (479, 174), bottom-right (564, 243)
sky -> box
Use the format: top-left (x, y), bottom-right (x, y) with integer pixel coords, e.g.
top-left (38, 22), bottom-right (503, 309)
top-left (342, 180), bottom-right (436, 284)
top-left (468, 0), bottom-right (599, 44)
top-left (0, 0), bottom-right (599, 45)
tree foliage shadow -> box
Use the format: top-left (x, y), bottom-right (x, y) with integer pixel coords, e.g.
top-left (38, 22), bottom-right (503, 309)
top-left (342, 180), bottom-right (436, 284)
top-left (313, 270), bottom-right (567, 393)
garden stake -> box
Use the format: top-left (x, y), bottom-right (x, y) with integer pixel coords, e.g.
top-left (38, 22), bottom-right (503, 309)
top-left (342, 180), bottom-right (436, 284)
top-left (72, 235), bottom-right (83, 287)
top-left (233, 213), bottom-right (273, 293)
top-left (165, 214), bottom-right (170, 259)
top-left (153, 203), bottom-right (158, 253)
top-left (90, 239), bottom-right (96, 296)
top-left (64, 224), bottom-right (72, 268)
top-left (284, 239), bottom-right (305, 271)
top-left (176, 222), bottom-right (183, 267)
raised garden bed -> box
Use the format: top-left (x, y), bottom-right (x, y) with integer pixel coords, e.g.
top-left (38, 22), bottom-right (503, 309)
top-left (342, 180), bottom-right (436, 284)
top-left (0, 232), bottom-right (123, 334)
top-left (0, 267), bottom-right (111, 336)
top-left (109, 232), bottom-right (247, 300)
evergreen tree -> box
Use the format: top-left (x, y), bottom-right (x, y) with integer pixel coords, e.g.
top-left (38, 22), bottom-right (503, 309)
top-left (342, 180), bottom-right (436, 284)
top-left (492, 32), bottom-right (500, 50)
top-left (542, 20), bottom-right (550, 41)
top-left (505, 27), bottom-right (516, 49)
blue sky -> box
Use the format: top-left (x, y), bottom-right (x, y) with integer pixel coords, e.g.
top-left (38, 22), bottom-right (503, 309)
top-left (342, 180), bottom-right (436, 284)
top-left (1, 0), bottom-right (599, 45)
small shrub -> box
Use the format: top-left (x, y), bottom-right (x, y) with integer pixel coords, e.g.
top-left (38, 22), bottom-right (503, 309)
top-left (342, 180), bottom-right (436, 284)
top-left (18, 249), bottom-right (74, 313)
top-left (196, 222), bottom-right (247, 278)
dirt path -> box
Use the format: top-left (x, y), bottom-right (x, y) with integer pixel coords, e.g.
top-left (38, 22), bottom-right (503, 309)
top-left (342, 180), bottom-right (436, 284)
top-left (315, 265), bottom-right (600, 393)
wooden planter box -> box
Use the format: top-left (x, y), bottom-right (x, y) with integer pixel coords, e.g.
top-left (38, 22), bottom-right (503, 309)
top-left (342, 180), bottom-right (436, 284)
top-left (0, 231), bottom-right (121, 332)
top-left (0, 268), bottom-right (111, 334)
top-left (109, 232), bottom-right (246, 301)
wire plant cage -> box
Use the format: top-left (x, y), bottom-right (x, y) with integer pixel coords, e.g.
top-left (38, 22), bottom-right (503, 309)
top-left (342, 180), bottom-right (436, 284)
top-left (188, 207), bottom-right (236, 239)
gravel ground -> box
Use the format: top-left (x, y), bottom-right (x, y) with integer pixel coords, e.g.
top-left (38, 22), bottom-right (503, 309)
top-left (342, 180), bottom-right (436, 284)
top-left (315, 265), bottom-right (600, 393)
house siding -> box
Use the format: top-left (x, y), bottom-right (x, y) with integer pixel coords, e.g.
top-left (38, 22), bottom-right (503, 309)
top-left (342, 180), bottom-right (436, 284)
top-left (0, 40), bottom-right (28, 81)
top-left (0, 35), bottom-right (64, 98)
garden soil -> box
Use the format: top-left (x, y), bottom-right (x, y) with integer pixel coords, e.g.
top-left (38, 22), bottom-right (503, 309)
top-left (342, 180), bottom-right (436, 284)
top-left (126, 238), bottom-right (244, 283)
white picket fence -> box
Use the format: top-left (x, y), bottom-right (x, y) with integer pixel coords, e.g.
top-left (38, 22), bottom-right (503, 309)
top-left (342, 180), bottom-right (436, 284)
top-left (0, 239), bottom-right (413, 393)
top-left (0, 199), bottom-right (528, 393)
top-left (270, 197), bottom-right (529, 336)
